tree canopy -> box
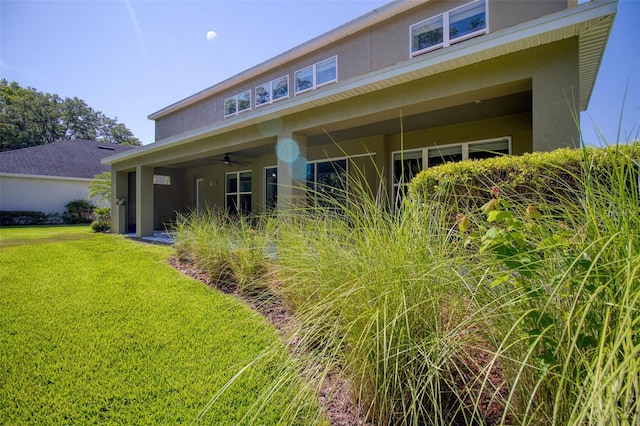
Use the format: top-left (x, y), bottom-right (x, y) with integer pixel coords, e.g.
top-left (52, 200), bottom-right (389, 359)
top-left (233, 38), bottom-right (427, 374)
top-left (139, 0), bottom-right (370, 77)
top-left (0, 79), bottom-right (141, 152)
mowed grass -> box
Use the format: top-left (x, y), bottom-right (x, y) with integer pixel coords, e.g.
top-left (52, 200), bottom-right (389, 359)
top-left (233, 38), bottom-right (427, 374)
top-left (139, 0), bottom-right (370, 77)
top-left (0, 224), bottom-right (93, 248)
top-left (0, 226), bottom-right (319, 424)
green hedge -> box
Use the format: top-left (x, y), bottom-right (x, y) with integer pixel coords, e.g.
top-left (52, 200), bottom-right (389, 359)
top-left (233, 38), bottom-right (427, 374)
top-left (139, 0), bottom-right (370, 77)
top-left (408, 142), bottom-right (640, 215)
top-left (0, 211), bottom-right (64, 226)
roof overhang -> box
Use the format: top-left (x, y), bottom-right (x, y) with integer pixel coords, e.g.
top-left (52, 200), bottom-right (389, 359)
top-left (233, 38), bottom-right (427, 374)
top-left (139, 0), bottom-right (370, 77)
top-left (147, 0), bottom-right (424, 121)
top-left (104, 0), bottom-right (616, 166)
top-left (0, 172), bottom-right (94, 182)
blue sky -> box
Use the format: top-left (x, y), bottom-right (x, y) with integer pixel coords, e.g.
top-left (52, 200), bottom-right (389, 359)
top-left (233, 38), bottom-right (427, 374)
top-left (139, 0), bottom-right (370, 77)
top-left (1, 0), bottom-right (638, 146)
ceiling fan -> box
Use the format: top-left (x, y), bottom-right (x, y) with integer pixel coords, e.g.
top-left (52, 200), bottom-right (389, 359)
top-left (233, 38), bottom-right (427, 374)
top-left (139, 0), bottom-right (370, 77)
top-left (214, 153), bottom-right (251, 166)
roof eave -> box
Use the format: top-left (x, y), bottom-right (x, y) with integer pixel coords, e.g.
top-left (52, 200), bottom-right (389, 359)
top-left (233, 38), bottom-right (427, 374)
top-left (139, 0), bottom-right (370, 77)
top-left (0, 172), bottom-right (94, 182)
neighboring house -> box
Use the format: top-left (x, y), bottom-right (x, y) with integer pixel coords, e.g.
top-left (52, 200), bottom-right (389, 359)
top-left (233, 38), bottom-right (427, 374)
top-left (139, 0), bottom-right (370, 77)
top-left (0, 140), bottom-right (134, 215)
top-left (103, 0), bottom-right (617, 237)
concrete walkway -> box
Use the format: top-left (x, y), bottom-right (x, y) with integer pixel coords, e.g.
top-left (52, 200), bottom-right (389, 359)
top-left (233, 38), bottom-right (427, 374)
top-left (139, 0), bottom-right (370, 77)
top-left (124, 230), bottom-right (175, 245)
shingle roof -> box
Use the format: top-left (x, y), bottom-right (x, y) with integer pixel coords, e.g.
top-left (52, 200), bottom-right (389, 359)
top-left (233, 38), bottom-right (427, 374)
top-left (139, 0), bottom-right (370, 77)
top-left (0, 140), bottom-right (135, 179)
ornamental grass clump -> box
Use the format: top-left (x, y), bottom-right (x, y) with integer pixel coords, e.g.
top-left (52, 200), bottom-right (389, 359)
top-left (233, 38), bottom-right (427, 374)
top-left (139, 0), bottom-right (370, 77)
top-left (226, 215), bottom-right (275, 298)
top-left (269, 175), bottom-right (508, 424)
top-left (180, 142), bottom-right (639, 425)
top-left (174, 209), bottom-right (235, 283)
top-left (174, 210), bottom-right (274, 298)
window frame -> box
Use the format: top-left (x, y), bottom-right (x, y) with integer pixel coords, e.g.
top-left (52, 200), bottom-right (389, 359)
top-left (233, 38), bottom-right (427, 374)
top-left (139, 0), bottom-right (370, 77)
top-left (295, 55), bottom-right (338, 95)
top-left (224, 89), bottom-right (252, 118)
top-left (306, 156), bottom-right (349, 208)
top-left (225, 170), bottom-right (252, 215)
top-left (391, 136), bottom-right (510, 207)
top-left (449, 0), bottom-right (488, 44)
top-left (224, 96), bottom-right (238, 117)
top-left (255, 75), bottom-right (289, 108)
top-left (410, 0), bottom-right (488, 57)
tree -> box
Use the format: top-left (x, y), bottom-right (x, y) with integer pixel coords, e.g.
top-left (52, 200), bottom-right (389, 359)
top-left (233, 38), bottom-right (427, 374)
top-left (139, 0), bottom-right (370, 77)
top-left (0, 79), bottom-right (141, 151)
top-left (88, 171), bottom-right (112, 205)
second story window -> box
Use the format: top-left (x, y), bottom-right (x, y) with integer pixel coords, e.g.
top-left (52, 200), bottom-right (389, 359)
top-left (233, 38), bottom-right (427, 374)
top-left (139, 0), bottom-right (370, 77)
top-left (295, 56), bottom-right (337, 95)
top-left (410, 0), bottom-right (487, 57)
top-left (256, 75), bottom-right (289, 107)
top-left (449, 0), bottom-right (487, 41)
top-left (224, 89), bottom-right (251, 118)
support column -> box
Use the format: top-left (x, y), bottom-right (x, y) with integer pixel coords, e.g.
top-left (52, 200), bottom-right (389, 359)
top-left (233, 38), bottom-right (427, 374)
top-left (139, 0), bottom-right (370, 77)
top-left (532, 38), bottom-right (580, 151)
top-left (136, 165), bottom-right (154, 237)
top-left (111, 170), bottom-right (128, 234)
top-left (276, 131), bottom-right (307, 211)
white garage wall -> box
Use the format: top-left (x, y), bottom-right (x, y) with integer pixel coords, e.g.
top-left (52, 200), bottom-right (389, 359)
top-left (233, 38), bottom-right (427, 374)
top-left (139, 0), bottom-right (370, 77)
top-left (0, 174), bottom-right (108, 214)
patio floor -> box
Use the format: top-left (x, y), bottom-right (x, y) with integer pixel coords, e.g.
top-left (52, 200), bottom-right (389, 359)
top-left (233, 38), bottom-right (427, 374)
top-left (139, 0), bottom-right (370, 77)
top-left (124, 230), bottom-right (175, 245)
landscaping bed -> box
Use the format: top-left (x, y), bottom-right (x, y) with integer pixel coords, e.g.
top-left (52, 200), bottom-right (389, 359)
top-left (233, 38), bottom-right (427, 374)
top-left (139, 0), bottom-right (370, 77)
top-left (171, 143), bottom-right (640, 425)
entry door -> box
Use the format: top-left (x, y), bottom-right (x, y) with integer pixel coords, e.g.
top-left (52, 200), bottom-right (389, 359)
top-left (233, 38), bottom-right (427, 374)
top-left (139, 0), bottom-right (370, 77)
top-left (196, 178), bottom-right (204, 212)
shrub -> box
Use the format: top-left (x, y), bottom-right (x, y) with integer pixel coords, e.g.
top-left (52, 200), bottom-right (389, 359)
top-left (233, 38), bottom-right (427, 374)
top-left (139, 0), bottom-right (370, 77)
top-left (0, 211), bottom-right (47, 226)
top-left (64, 200), bottom-right (96, 224)
top-left (409, 142), bottom-right (640, 218)
top-left (0, 211), bottom-right (65, 226)
top-left (90, 207), bottom-right (111, 233)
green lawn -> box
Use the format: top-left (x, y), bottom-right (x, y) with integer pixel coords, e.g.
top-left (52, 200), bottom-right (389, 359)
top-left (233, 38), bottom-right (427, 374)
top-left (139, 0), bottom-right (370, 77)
top-left (0, 226), bottom-right (319, 424)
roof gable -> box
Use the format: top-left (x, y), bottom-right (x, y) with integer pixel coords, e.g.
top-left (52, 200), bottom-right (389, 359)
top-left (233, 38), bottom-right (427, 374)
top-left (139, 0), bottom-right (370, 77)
top-left (0, 140), bottom-right (135, 179)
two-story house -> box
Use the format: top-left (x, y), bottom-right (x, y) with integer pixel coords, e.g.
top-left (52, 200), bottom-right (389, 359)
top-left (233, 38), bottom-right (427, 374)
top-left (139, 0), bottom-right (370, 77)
top-left (103, 0), bottom-right (617, 237)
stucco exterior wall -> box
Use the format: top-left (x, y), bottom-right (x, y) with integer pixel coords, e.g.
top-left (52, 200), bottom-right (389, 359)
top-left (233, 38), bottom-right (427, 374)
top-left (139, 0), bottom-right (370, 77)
top-left (153, 167), bottom-right (186, 229)
top-left (489, 0), bottom-right (567, 32)
top-left (122, 37), bottom-right (577, 179)
top-left (153, 0), bottom-right (562, 141)
top-left (0, 174), bottom-right (105, 214)
top-left (387, 112), bottom-right (532, 155)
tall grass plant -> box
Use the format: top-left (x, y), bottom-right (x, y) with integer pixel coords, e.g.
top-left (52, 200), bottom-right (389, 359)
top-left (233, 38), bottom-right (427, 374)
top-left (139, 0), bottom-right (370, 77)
top-left (175, 142), bottom-right (639, 425)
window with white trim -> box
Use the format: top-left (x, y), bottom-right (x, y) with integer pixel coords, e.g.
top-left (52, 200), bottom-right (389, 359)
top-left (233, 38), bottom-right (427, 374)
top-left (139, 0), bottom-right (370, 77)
top-left (295, 56), bottom-right (337, 95)
top-left (392, 137), bottom-right (510, 207)
top-left (410, 0), bottom-right (487, 57)
top-left (224, 89), bottom-right (251, 117)
top-left (226, 171), bottom-right (252, 215)
top-left (306, 157), bottom-right (348, 208)
top-left (256, 75), bottom-right (289, 107)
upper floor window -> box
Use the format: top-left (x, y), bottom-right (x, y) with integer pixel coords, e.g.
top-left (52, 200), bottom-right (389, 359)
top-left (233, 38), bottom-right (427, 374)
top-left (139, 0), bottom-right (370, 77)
top-left (410, 0), bottom-right (487, 57)
top-left (224, 89), bottom-right (251, 118)
top-left (295, 56), bottom-right (337, 95)
top-left (256, 75), bottom-right (289, 107)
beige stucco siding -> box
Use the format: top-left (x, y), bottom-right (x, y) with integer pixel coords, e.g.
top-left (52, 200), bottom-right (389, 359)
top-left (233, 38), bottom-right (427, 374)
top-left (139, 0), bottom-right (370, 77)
top-left (124, 37), bottom-right (578, 175)
top-left (489, 0), bottom-right (567, 32)
top-left (154, 0), bottom-right (561, 142)
top-left (388, 113), bottom-right (532, 154)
